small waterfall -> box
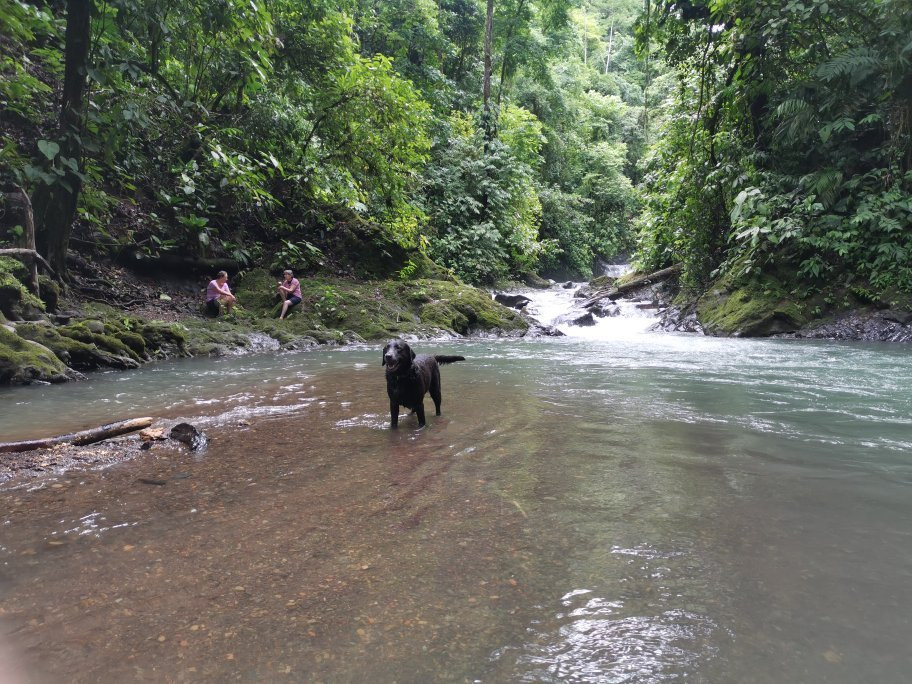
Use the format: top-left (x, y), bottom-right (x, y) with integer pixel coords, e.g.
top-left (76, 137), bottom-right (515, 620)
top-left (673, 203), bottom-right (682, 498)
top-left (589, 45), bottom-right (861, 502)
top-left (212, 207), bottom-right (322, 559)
top-left (520, 267), bottom-right (659, 339)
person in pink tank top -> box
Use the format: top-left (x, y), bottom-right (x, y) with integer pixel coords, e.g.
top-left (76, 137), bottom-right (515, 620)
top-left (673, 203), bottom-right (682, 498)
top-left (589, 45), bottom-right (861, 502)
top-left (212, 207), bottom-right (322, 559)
top-left (205, 270), bottom-right (236, 316)
top-left (277, 269), bottom-right (302, 320)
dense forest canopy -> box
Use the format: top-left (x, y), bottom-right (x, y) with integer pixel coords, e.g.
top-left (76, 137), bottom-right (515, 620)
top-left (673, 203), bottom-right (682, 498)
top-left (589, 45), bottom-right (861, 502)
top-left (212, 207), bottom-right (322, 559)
top-left (1, 0), bottom-right (910, 296)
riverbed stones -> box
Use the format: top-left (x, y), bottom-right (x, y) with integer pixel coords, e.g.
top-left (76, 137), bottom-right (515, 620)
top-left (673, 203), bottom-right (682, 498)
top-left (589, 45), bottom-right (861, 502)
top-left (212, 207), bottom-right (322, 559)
top-left (169, 423), bottom-right (208, 451)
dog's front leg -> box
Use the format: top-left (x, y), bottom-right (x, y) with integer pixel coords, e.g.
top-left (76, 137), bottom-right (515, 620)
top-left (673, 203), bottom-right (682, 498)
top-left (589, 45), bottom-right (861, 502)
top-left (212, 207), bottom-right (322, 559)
top-left (389, 399), bottom-right (400, 428)
top-left (415, 402), bottom-right (426, 427)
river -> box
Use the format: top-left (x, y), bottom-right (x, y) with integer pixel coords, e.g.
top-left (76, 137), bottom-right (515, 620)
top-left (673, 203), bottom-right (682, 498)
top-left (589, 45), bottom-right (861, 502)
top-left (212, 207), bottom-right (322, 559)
top-left (1, 284), bottom-right (911, 682)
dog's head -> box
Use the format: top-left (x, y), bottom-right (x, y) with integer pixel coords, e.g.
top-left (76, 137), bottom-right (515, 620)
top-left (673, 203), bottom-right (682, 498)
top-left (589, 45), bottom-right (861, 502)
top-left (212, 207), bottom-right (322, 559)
top-left (382, 339), bottom-right (415, 372)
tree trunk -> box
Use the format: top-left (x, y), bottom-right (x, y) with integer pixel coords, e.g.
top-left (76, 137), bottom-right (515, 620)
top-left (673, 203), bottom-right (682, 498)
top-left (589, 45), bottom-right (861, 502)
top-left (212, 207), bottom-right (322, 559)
top-left (0, 417), bottom-right (154, 454)
top-left (19, 185), bottom-right (39, 297)
top-left (32, 0), bottom-right (92, 277)
top-left (605, 20), bottom-right (614, 73)
top-left (482, 0), bottom-right (495, 145)
top-left (3, 187), bottom-right (41, 295)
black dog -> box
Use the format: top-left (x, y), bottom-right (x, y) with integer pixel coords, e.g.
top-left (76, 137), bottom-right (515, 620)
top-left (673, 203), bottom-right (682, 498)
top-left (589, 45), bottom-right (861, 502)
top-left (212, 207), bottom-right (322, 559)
top-left (382, 339), bottom-right (465, 428)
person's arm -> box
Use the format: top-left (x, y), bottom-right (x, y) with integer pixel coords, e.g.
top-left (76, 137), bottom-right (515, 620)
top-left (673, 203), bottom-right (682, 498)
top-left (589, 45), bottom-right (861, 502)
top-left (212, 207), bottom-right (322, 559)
top-left (216, 282), bottom-right (233, 296)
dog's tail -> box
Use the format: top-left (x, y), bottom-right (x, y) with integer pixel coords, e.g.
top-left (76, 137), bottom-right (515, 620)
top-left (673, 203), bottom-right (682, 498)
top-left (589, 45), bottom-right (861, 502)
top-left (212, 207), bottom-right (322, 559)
top-left (434, 355), bottom-right (465, 365)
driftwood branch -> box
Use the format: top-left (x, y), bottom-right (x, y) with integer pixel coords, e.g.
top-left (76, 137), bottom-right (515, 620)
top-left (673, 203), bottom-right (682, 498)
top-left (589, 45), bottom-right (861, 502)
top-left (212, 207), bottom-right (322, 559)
top-left (582, 264), bottom-right (683, 309)
top-left (0, 417), bottom-right (154, 454)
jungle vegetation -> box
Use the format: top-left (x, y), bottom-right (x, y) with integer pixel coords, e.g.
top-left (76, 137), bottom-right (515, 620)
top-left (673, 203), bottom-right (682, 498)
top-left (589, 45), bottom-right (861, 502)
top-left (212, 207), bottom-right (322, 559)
top-left (1, 0), bottom-right (910, 297)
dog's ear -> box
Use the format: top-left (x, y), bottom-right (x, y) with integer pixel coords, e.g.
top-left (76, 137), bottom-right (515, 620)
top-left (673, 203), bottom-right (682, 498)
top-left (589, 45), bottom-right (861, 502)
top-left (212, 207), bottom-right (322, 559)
top-left (381, 343), bottom-right (389, 365)
top-left (410, 347), bottom-right (416, 361)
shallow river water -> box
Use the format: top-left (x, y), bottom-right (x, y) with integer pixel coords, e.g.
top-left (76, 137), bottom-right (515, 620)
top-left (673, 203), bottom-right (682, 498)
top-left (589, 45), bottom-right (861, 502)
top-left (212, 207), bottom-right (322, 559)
top-left (1, 289), bottom-right (911, 683)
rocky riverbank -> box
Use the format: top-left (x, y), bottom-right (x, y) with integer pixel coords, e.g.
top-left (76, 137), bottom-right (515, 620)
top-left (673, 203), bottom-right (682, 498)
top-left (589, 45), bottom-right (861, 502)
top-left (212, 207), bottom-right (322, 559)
top-left (0, 255), bottom-right (532, 386)
top-left (646, 268), bottom-right (912, 342)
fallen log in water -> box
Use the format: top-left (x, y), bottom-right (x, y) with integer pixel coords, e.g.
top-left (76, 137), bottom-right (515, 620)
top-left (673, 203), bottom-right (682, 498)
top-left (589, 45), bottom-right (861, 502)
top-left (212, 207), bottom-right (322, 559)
top-left (581, 263), bottom-right (682, 309)
top-left (0, 417), bottom-right (154, 454)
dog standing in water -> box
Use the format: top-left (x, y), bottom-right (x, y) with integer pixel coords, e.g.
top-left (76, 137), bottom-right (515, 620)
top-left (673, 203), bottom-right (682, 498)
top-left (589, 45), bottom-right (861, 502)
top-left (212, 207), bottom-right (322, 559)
top-left (382, 339), bottom-right (465, 428)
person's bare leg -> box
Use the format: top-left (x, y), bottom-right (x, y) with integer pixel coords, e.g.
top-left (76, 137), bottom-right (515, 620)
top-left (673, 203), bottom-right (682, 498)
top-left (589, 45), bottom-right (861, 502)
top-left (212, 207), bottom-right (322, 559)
top-left (278, 288), bottom-right (288, 319)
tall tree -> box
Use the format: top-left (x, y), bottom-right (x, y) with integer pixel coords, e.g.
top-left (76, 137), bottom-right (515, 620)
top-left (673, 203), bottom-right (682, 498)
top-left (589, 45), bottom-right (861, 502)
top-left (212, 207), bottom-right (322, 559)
top-left (482, 0), bottom-right (495, 143)
top-left (32, 0), bottom-right (92, 275)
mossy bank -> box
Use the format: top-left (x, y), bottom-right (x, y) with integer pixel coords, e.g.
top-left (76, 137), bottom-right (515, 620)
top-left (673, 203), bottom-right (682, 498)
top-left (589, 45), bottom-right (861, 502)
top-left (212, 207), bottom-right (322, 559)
top-left (0, 265), bottom-right (528, 386)
top-left (656, 265), bottom-right (912, 342)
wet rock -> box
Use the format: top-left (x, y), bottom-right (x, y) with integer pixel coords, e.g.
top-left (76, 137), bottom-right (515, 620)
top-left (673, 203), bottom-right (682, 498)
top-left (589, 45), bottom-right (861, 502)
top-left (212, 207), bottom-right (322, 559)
top-left (589, 301), bottom-right (621, 317)
top-left (653, 304), bottom-right (704, 334)
top-left (787, 310), bottom-right (912, 343)
top-left (493, 293), bottom-right (532, 310)
top-left (523, 324), bottom-right (565, 337)
top-left (281, 336), bottom-right (320, 350)
top-left (169, 423), bottom-right (209, 451)
top-left (561, 281), bottom-right (575, 289)
top-left (569, 312), bottom-right (596, 326)
top-left (139, 427), bottom-right (166, 441)
top-left (882, 309), bottom-right (912, 326)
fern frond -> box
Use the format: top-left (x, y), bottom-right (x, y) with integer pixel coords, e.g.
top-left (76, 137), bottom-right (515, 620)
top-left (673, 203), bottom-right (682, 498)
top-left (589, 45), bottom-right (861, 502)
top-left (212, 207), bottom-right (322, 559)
top-left (814, 48), bottom-right (880, 86)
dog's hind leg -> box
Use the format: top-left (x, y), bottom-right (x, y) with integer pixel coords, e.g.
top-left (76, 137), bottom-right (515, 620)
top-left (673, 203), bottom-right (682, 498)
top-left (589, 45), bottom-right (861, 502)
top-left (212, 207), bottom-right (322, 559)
top-left (430, 368), bottom-right (442, 416)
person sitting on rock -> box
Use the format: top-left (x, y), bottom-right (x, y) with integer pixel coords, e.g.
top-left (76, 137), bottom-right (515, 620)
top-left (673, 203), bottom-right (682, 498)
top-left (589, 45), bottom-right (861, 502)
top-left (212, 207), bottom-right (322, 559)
top-left (276, 269), bottom-right (302, 320)
top-left (206, 270), bottom-right (236, 316)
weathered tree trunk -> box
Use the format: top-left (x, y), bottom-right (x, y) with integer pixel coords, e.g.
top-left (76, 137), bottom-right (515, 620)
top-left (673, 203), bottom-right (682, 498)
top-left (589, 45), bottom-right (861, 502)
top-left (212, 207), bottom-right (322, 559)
top-left (0, 417), bottom-right (154, 454)
top-left (32, 0), bottom-right (92, 277)
top-left (2, 186), bottom-right (42, 294)
top-left (19, 185), bottom-right (38, 296)
top-left (582, 264), bottom-right (682, 308)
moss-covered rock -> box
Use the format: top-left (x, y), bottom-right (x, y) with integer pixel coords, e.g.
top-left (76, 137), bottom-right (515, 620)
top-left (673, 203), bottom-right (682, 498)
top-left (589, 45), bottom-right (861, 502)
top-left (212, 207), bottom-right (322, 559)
top-left (137, 322), bottom-right (188, 358)
top-left (15, 322), bottom-right (141, 370)
top-left (179, 318), bottom-right (263, 356)
top-left (696, 277), bottom-right (807, 337)
top-left (589, 274), bottom-right (617, 289)
top-left (0, 325), bottom-right (74, 384)
top-left (0, 256), bottom-right (44, 321)
top-left (522, 271), bottom-right (552, 289)
top-left (58, 322), bottom-right (143, 363)
top-left (404, 280), bottom-right (528, 335)
top-left (38, 274), bottom-right (60, 312)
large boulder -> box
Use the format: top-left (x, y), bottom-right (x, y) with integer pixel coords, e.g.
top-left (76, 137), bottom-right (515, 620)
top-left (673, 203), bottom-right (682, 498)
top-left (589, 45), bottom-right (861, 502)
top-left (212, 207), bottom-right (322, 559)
top-left (0, 325), bottom-right (76, 384)
top-left (696, 284), bottom-right (805, 337)
top-left (0, 256), bottom-right (44, 321)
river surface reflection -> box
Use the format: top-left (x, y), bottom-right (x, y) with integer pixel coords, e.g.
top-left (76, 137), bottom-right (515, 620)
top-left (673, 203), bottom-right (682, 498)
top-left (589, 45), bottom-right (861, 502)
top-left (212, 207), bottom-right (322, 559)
top-left (1, 332), bottom-right (911, 682)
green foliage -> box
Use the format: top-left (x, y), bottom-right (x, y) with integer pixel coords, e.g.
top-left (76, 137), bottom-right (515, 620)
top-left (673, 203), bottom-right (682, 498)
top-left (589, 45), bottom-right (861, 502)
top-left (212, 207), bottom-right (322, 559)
top-left (270, 239), bottom-right (325, 273)
top-left (636, 0), bottom-right (912, 297)
top-left (0, 0), bottom-right (57, 123)
top-left (422, 112), bottom-right (545, 282)
top-left (1, 0), bottom-right (647, 286)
